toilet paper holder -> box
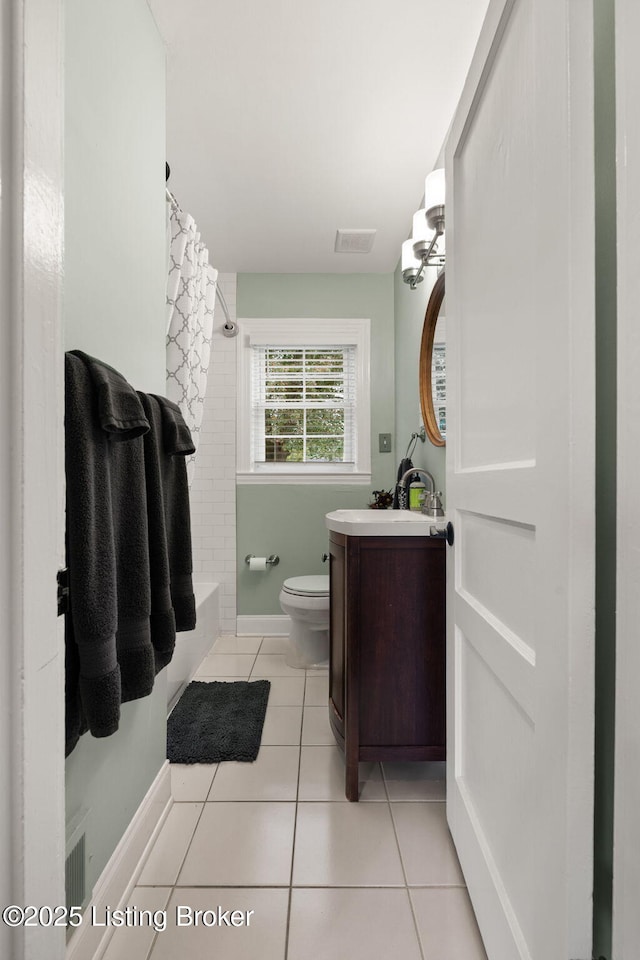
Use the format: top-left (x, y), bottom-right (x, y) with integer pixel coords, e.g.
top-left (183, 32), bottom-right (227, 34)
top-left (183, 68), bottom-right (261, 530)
top-left (245, 554), bottom-right (280, 567)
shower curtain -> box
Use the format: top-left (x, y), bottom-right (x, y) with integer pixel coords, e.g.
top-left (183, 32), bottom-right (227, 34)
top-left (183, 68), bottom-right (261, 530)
top-left (166, 199), bottom-right (217, 483)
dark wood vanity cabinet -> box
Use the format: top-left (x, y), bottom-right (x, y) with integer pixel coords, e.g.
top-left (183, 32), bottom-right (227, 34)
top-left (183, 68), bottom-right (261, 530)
top-left (328, 531), bottom-right (446, 801)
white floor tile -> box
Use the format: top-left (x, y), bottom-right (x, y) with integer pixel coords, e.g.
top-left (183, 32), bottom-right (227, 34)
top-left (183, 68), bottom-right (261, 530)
top-left (259, 636), bottom-right (290, 655)
top-left (261, 705), bottom-right (303, 745)
top-left (251, 654), bottom-right (304, 677)
top-left (305, 665), bottom-right (329, 677)
top-left (288, 888), bottom-right (422, 960)
top-left (213, 635), bottom-right (262, 654)
top-left (301, 706), bottom-right (334, 745)
top-left (298, 746), bottom-right (385, 801)
top-left (148, 888), bottom-right (289, 960)
top-left (207, 747), bottom-right (300, 801)
top-left (170, 764), bottom-right (217, 802)
top-left (137, 803), bottom-right (202, 886)
top-left (178, 802), bottom-right (296, 886)
top-left (383, 761), bottom-right (446, 801)
top-left (119, 639), bottom-right (479, 960)
top-left (392, 802), bottom-right (465, 885)
top-left (293, 802), bottom-right (405, 886)
top-left (196, 653), bottom-right (257, 677)
top-left (410, 887), bottom-right (488, 959)
top-left (251, 675), bottom-right (305, 706)
top-left (303, 674), bottom-right (329, 706)
top-left (102, 886), bottom-right (172, 960)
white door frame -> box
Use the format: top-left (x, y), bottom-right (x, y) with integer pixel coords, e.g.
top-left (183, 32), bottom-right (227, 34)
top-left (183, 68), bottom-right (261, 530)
top-left (1, 2), bottom-right (66, 958)
top-left (613, 0), bottom-right (640, 955)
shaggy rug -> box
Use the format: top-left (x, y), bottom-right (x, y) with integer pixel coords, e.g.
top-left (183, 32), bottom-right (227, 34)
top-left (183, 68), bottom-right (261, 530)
top-left (167, 680), bottom-right (271, 763)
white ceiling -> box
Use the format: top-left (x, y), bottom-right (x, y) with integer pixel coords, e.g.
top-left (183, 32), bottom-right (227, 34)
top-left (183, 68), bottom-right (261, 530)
top-left (149, 0), bottom-right (489, 274)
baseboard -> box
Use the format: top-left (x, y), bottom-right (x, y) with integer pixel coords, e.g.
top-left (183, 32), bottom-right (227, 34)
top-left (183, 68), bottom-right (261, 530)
top-left (236, 614), bottom-right (291, 636)
top-left (66, 761), bottom-right (172, 960)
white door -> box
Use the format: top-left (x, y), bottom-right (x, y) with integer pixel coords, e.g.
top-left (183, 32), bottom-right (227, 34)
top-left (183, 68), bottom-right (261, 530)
top-left (613, 0), bottom-right (640, 955)
top-left (444, 1), bottom-right (595, 958)
top-left (0, 2), bottom-right (66, 959)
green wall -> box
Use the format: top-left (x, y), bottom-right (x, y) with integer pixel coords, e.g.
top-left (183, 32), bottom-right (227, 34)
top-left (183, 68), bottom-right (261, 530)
top-left (64, 0), bottom-right (166, 900)
top-left (64, 0), bottom-right (167, 393)
top-left (236, 273), bottom-right (395, 615)
top-left (393, 262), bottom-right (446, 497)
top-left (593, 0), bottom-right (616, 955)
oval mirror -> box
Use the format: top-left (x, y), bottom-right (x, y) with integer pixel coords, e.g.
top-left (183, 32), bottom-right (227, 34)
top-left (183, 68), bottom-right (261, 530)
top-left (419, 271), bottom-right (446, 446)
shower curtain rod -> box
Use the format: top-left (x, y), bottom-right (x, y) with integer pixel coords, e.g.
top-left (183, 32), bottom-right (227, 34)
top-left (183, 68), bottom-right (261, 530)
top-left (165, 168), bottom-right (235, 332)
top-left (215, 284), bottom-right (233, 328)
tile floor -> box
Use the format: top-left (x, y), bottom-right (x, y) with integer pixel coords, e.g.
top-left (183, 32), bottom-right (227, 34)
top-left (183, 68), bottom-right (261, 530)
top-left (102, 635), bottom-right (488, 960)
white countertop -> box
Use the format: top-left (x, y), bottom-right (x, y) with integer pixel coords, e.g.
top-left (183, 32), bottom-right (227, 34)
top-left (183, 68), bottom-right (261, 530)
top-left (325, 509), bottom-right (447, 538)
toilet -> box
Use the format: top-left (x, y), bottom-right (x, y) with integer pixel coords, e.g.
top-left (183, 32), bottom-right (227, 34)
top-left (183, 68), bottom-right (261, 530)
top-left (279, 575), bottom-right (330, 669)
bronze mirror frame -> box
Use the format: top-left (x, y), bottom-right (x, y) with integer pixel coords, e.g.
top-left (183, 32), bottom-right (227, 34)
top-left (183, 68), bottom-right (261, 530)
top-left (419, 270), bottom-right (446, 447)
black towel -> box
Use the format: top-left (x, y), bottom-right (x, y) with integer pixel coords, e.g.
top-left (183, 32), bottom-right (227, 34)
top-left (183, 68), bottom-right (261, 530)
top-left (138, 393), bottom-right (177, 672)
top-left (150, 394), bottom-right (197, 632)
top-left (72, 351), bottom-right (156, 704)
top-left (110, 436), bottom-right (156, 704)
top-left (392, 457), bottom-right (415, 510)
top-left (64, 596), bottom-right (88, 756)
top-left (65, 353), bottom-right (125, 753)
top-left (69, 349), bottom-right (149, 439)
top-left (65, 351), bottom-right (156, 755)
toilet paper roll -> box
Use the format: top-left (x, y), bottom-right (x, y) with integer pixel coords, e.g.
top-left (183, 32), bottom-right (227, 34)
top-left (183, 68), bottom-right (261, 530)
top-left (248, 557), bottom-right (268, 571)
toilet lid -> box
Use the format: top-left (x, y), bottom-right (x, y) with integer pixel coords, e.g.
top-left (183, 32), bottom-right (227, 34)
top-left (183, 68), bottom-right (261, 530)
top-left (282, 575), bottom-right (330, 597)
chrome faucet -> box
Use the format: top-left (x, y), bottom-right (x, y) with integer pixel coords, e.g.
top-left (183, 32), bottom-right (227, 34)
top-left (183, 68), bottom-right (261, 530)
top-left (399, 467), bottom-right (435, 496)
top-left (398, 468), bottom-right (444, 518)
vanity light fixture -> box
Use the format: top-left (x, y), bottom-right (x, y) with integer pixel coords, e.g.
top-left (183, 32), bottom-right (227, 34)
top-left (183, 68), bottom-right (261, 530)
top-left (402, 168), bottom-right (446, 290)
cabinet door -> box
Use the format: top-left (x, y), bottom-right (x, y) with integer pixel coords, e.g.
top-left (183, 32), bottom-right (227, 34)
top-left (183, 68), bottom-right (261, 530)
top-left (328, 536), bottom-right (345, 726)
top-left (358, 538), bottom-right (445, 750)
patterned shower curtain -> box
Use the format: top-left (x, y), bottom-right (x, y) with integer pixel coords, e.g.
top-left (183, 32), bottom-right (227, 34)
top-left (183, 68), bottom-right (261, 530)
top-left (166, 200), bottom-right (217, 483)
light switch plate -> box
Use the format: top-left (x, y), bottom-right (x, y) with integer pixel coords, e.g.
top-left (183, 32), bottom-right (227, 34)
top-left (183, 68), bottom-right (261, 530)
top-left (379, 433), bottom-right (392, 453)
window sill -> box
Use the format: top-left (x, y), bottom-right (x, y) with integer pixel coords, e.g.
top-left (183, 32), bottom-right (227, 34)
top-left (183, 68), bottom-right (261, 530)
top-left (236, 471), bottom-right (372, 486)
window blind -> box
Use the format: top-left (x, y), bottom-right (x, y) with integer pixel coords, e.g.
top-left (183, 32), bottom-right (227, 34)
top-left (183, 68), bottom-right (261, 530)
top-left (251, 346), bottom-right (357, 465)
top-left (432, 342), bottom-right (446, 439)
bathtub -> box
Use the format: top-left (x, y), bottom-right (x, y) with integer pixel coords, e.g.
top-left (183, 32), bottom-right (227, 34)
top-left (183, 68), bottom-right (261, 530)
top-left (166, 581), bottom-right (220, 712)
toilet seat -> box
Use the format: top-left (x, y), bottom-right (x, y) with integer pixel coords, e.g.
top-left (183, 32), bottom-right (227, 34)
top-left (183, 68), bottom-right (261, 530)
top-left (282, 575), bottom-right (329, 598)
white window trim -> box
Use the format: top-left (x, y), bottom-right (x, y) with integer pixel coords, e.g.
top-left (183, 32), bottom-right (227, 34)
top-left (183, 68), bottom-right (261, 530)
top-left (237, 318), bottom-right (371, 485)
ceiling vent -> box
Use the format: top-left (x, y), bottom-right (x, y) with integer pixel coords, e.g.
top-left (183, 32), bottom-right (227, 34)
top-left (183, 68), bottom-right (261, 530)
top-left (334, 229), bottom-right (377, 254)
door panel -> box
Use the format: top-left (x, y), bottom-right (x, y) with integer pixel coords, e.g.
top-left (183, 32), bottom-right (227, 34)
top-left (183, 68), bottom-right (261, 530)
top-left (455, 0), bottom-right (536, 473)
top-left (445, 1), bottom-right (595, 958)
top-left (460, 511), bottom-right (536, 649)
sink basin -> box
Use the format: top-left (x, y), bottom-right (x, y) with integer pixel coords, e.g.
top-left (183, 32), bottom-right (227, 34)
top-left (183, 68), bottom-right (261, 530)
top-left (325, 509), bottom-right (446, 538)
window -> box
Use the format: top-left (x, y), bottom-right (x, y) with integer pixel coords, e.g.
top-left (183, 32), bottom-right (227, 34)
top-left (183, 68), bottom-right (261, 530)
top-left (253, 345), bottom-right (356, 464)
top-left (237, 318), bottom-right (371, 484)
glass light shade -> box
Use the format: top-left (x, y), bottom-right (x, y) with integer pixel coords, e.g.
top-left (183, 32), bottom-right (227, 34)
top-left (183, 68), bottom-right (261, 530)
top-left (424, 168), bottom-right (445, 212)
top-left (412, 209), bottom-right (431, 243)
top-left (401, 238), bottom-right (421, 272)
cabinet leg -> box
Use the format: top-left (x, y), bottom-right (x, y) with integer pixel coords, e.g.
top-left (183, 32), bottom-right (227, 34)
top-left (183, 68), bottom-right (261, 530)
top-left (346, 758), bottom-right (359, 801)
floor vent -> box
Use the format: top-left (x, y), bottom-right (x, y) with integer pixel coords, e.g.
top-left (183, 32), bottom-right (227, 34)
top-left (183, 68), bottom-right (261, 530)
top-left (65, 810), bottom-right (88, 909)
top-left (334, 229), bottom-right (376, 254)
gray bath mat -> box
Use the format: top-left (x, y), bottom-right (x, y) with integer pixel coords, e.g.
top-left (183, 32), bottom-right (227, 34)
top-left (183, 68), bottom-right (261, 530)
top-left (167, 680), bottom-right (271, 763)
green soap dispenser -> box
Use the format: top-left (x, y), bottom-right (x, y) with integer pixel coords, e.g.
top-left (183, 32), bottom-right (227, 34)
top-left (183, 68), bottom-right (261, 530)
top-left (409, 479), bottom-right (426, 511)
